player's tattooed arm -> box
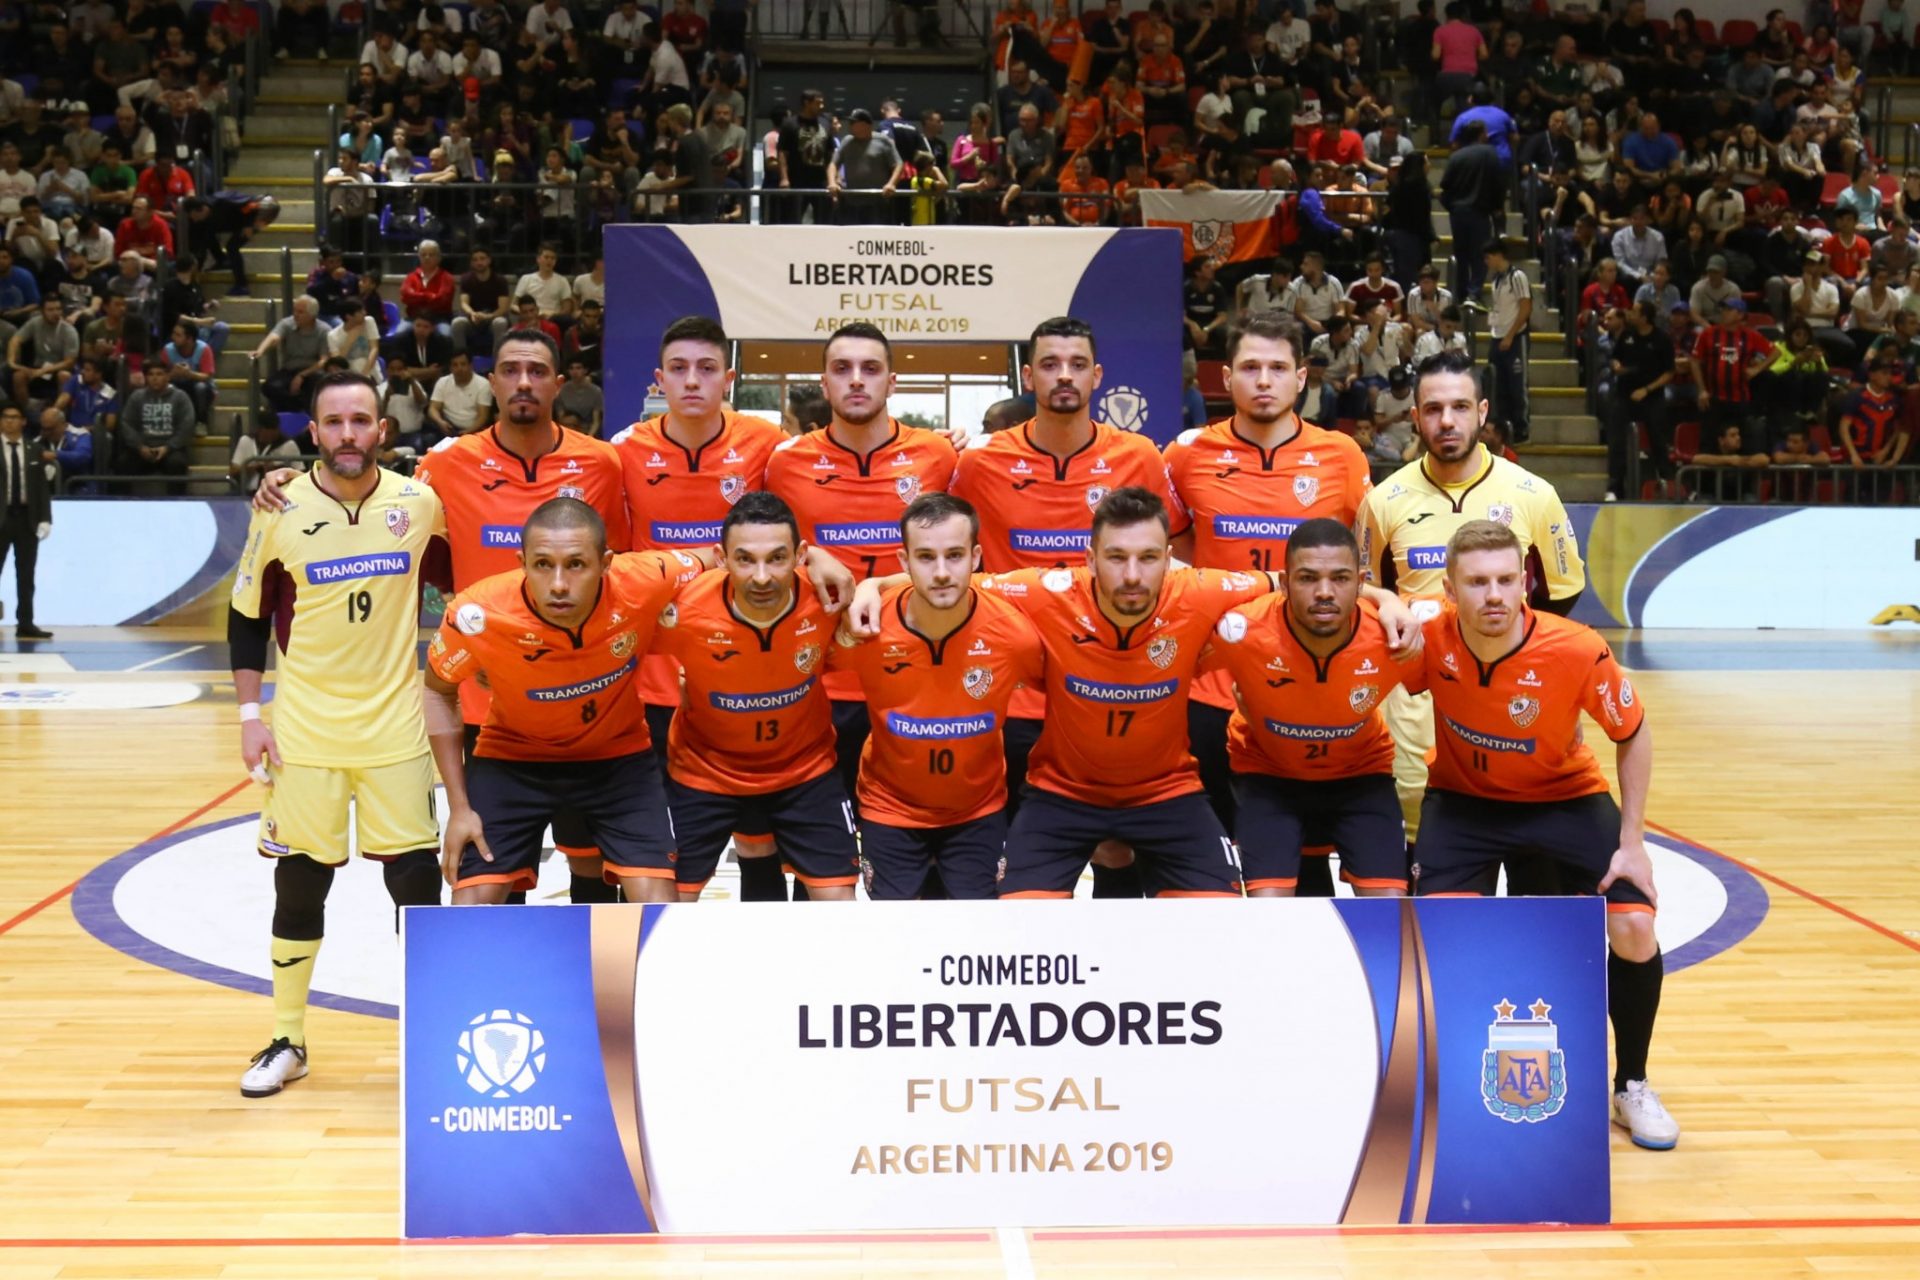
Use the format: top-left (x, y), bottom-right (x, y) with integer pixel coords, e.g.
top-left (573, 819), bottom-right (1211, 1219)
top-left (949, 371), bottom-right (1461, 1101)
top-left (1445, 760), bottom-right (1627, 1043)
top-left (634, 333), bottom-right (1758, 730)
top-left (1360, 585), bottom-right (1423, 658)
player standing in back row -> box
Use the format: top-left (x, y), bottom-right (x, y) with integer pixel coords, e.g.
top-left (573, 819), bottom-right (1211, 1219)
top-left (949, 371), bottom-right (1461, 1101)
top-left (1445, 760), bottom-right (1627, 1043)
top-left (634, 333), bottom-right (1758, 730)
top-left (1407, 519), bottom-right (1678, 1151)
top-left (950, 316), bottom-right (1184, 897)
top-left (230, 371), bottom-right (449, 1098)
top-left (1164, 311), bottom-right (1374, 892)
top-left (1355, 348), bottom-right (1584, 869)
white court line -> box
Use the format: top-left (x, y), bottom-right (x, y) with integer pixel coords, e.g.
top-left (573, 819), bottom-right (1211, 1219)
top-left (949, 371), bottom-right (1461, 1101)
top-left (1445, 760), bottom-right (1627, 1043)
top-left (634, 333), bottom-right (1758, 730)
top-left (997, 1226), bottom-right (1035, 1280)
top-left (125, 645), bottom-right (204, 673)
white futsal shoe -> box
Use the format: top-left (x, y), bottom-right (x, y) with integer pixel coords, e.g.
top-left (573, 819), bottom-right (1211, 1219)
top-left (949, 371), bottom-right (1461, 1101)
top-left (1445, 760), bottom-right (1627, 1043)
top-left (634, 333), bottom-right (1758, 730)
top-left (1612, 1079), bottom-right (1680, 1150)
top-left (241, 1038), bottom-right (309, 1098)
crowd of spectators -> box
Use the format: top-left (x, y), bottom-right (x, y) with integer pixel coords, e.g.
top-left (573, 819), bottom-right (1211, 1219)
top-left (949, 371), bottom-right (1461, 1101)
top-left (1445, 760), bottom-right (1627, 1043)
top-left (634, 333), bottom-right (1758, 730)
top-left (0, 0), bottom-right (259, 492)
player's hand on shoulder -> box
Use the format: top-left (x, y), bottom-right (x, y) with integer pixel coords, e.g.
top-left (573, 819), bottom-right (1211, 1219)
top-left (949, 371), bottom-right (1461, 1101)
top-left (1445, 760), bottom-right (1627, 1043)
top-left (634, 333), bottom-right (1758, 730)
top-left (440, 804), bottom-right (491, 885)
top-left (1372, 591), bottom-right (1424, 658)
top-left (848, 577), bottom-right (889, 638)
top-left (1597, 838), bottom-right (1657, 907)
top-left (802, 545), bottom-right (856, 612)
top-left (252, 466), bottom-right (301, 513)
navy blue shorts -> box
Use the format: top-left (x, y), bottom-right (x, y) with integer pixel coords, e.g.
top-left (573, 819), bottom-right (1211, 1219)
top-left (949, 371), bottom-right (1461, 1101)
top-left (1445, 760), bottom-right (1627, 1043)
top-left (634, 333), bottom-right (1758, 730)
top-left (647, 701), bottom-right (773, 840)
top-left (1002, 716), bottom-right (1043, 821)
top-left (1413, 789), bottom-right (1652, 911)
top-left (999, 787), bottom-right (1242, 898)
top-left (1234, 772), bottom-right (1408, 892)
top-left (457, 752), bottom-right (676, 892)
top-left (463, 723), bottom-right (598, 856)
top-left (860, 811), bottom-right (1007, 900)
top-left (1188, 700), bottom-right (1237, 830)
top-left (832, 698), bottom-right (870, 816)
top-left (666, 769), bottom-right (859, 891)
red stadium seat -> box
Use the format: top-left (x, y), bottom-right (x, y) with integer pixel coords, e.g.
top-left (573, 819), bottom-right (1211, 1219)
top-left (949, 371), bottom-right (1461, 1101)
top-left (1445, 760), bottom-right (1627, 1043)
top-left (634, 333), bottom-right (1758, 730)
top-left (1145, 123), bottom-right (1181, 152)
top-left (1650, 18), bottom-right (1669, 39)
top-left (1786, 20), bottom-right (1804, 43)
top-left (1821, 172), bottom-right (1850, 206)
top-left (1695, 19), bottom-right (1717, 46)
top-left (1195, 359), bottom-right (1229, 398)
top-left (1672, 419), bottom-right (1701, 461)
top-left (1721, 19), bottom-right (1758, 46)
top-left (1878, 173), bottom-right (1900, 201)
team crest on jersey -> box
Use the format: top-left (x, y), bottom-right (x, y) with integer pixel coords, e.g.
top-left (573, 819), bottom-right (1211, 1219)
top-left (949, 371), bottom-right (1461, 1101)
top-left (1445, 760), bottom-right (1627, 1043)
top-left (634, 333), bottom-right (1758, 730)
top-left (1350, 684), bottom-right (1381, 714)
top-left (964, 666), bottom-right (994, 699)
top-left (896, 474), bottom-right (921, 503)
top-left (385, 506), bottom-right (411, 538)
top-left (1293, 474), bottom-right (1320, 506)
top-left (721, 474), bottom-right (745, 503)
top-left (1487, 503), bottom-right (1516, 526)
top-left (795, 644), bottom-right (822, 674)
top-left (1147, 636), bottom-right (1178, 670)
top-left (1618, 677), bottom-right (1634, 707)
top-left (659, 603), bottom-right (678, 629)
top-left (558, 485), bottom-right (585, 500)
top-left (454, 603), bottom-right (487, 635)
top-left (610, 630), bottom-right (638, 660)
top-left (1085, 485), bottom-right (1110, 510)
top-left (1508, 696), bottom-right (1541, 728)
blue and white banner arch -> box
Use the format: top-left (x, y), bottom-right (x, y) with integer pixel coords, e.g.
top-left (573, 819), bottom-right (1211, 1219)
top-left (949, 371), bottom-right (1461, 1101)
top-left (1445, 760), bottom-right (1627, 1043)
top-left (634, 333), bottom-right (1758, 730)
top-left (603, 225), bottom-right (1185, 443)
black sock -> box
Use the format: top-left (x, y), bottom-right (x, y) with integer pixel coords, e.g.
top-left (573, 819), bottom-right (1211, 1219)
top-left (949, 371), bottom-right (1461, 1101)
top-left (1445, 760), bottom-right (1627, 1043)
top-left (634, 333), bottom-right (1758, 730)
top-left (569, 873), bottom-right (618, 904)
top-left (1091, 862), bottom-right (1143, 898)
top-left (1609, 947), bottom-right (1663, 1092)
top-left (505, 890), bottom-right (528, 905)
top-left (738, 855), bottom-right (787, 901)
top-left (790, 877), bottom-right (811, 901)
top-left (1295, 855), bottom-right (1335, 898)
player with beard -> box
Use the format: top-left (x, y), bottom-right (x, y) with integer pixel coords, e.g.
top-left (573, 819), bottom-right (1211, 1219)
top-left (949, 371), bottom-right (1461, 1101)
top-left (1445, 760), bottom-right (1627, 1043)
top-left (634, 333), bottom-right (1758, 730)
top-left (851, 488), bottom-right (1273, 898)
top-left (763, 323), bottom-right (958, 856)
top-left (1199, 518), bottom-right (1418, 896)
top-left (1164, 312), bottom-right (1375, 894)
top-left (828, 493), bottom-right (1045, 899)
top-left (612, 317), bottom-right (790, 897)
top-left (949, 317), bottom-right (1186, 897)
top-left (1355, 349), bottom-right (1584, 891)
top-left (230, 371), bottom-right (449, 1097)
top-left (255, 331), bottom-right (632, 903)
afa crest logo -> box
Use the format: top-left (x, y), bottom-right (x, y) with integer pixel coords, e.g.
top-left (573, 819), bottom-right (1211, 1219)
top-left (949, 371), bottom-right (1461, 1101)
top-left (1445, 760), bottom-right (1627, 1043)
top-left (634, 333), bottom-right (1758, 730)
top-left (1482, 998), bottom-right (1566, 1124)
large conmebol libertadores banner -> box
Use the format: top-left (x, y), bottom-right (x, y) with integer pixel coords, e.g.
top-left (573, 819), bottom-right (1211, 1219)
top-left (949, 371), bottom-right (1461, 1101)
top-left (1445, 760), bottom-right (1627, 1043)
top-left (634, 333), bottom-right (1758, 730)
top-left (603, 225), bottom-right (1186, 443)
top-left (401, 900), bottom-right (1609, 1237)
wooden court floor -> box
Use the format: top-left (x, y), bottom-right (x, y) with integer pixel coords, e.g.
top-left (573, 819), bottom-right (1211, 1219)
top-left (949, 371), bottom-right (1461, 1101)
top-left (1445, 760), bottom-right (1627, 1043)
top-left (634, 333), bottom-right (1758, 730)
top-left (2, 626), bottom-right (1917, 1280)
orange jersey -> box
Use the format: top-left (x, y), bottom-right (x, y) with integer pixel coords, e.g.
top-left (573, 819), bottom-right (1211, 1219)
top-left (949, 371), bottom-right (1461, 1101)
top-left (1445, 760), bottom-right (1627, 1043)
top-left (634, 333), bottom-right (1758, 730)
top-left (1202, 595), bottom-right (1413, 780)
top-left (1059, 170), bottom-right (1110, 225)
top-left (612, 409), bottom-right (787, 706)
top-left (953, 420), bottom-right (1186, 719)
top-left (1165, 416), bottom-right (1373, 709)
top-left (652, 567), bottom-right (839, 794)
top-left (413, 425), bottom-right (632, 724)
top-left (764, 421), bottom-right (957, 699)
top-left (1060, 94), bottom-right (1104, 151)
top-left (978, 565), bottom-right (1270, 806)
top-left (1403, 606), bottom-right (1646, 804)
top-left (427, 551), bottom-right (704, 761)
top-left (828, 585), bottom-right (1045, 827)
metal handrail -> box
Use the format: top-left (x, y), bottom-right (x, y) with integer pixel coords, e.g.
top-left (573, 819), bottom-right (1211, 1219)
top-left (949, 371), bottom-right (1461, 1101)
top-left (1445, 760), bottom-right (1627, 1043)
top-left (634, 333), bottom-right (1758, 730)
top-left (1875, 84), bottom-right (1892, 167)
top-left (1674, 461), bottom-right (1919, 504)
top-left (1907, 122), bottom-right (1920, 171)
top-left (279, 246), bottom-right (295, 318)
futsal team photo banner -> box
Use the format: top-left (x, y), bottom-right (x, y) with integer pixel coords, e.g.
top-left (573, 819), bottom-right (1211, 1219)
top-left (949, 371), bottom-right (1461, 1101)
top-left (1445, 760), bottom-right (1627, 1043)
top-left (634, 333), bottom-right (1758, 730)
top-left (400, 899), bottom-right (1610, 1237)
top-left (603, 224), bottom-right (1187, 443)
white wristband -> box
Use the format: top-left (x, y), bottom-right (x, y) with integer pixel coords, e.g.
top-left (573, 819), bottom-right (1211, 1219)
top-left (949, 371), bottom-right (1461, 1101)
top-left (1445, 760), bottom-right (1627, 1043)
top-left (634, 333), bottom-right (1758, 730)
top-left (239, 702), bottom-right (262, 723)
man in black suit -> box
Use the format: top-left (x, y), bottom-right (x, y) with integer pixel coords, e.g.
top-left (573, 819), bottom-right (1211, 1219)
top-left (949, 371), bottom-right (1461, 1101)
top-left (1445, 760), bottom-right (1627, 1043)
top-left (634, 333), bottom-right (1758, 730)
top-left (0, 402), bottom-right (54, 640)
